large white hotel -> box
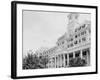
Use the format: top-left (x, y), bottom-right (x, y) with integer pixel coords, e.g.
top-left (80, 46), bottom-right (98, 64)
top-left (37, 13), bottom-right (91, 68)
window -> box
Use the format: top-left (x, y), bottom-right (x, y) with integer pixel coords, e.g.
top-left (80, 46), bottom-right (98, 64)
top-left (74, 40), bottom-right (78, 44)
top-left (69, 53), bottom-right (73, 58)
top-left (77, 33), bottom-right (80, 37)
top-left (85, 31), bottom-right (86, 34)
top-left (75, 29), bottom-right (77, 32)
top-left (75, 51), bottom-right (80, 57)
top-left (70, 43), bottom-right (73, 47)
top-left (67, 45), bottom-right (69, 48)
top-left (75, 35), bottom-right (77, 38)
top-left (81, 31), bottom-right (86, 35)
top-left (82, 50), bottom-right (87, 56)
top-left (62, 41), bottom-right (64, 44)
top-left (89, 29), bottom-right (91, 33)
top-left (62, 45), bottom-right (64, 48)
top-left (69, 38), bottom-right (73, 42)
top-left (82, 37), bottom-right (86, 41)
top-left (79, 39), bottom-right (81, 43)
top-left (89, 37), bottom-right (91, 41)
top-left (81, 32), bottom-right (84, 35)
top-left (71, 38), bottom-right (73, 41)
top-left (79, 26), bottom-right (81, 30)
top-left (75, 53), bottom-right (80, 57)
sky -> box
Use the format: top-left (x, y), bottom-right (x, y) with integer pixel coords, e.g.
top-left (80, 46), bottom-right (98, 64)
top-left (23, 10), bottom-right (91, 56)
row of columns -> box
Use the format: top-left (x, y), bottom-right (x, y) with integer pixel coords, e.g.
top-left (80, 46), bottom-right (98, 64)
top-left (47, 48), bottom-right (90, 68)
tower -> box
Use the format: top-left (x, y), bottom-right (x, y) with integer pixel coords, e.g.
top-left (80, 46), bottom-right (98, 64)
top-left (67, 13), bottom-right (80, 36)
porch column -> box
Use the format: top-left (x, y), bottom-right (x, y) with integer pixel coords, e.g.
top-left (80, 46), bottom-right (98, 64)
top-left (58, 55), bottom-right (60, 67)
top-left (52, 58), bottom-right (54, 68)
top-left (73, 52), bottom-right (75, 58)
top-left (80, 50), bottom-right (83, 59)
top-left (59, 55), bottom-right (61, 68)
top-left (67, 54), bottom-right (69, 67)
top-left (63, 54), bottom-right (65, 67)
top-left (60, 55), bottom-right (62, 67)
top-left (55, 56), bottom-right (56, 68)
top-left (86, 48), bottom-right (90, 66)
top-left (50, 59), bottom-right (52, 68)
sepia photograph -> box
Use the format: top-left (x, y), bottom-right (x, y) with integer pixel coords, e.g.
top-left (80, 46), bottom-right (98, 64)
top-left (11, 1), bottom-right (97, 79)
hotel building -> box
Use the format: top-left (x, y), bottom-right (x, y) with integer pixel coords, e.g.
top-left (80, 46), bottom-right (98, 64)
top-left (38, 13), bottom-right (91, 68)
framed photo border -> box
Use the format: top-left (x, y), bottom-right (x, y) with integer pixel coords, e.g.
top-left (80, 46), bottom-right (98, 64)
top-left (11, 1), bottom-right (98, 79)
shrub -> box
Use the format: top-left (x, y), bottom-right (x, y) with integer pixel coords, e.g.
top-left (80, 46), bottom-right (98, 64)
top-left (69, 57), bottom-right (87, 67)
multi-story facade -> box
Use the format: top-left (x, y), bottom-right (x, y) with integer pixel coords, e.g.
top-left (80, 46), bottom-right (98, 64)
top-left (39, 13), bottom-right (91, 68)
